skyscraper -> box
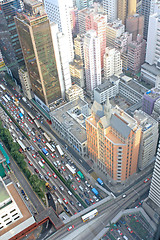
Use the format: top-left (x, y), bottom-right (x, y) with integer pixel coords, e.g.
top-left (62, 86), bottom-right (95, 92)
top-left (148, 141), bottom-right (160, 207)
top-left (15, 0), bottom-right (61, 109)
top-left (141, 0), bottom-right (151, 40)
top-left (117, 0), bottom-right (127, 24)
top-left (103, 0), bottom-right (117, 23)
top-left (83, 30), bottom-right (101, 92)
top-left (0, 0), bottom-right (24, 83)
top-left (128, 0), bottom-right (137, 16)
top-left (126, 14), bottom-right (144, 41)
top-left (86, 100), bottom-right (142, 183)
top-left (44, 0), bottom-right (74, 62)
top-left (103, 47), bottom-right (122, 80)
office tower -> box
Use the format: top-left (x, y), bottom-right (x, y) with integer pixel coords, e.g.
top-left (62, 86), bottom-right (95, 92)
top-left (75, 0), bottom-right (93, 10)
top-left (134, 110), bottom-right (159, 170)
top-left (128, 0), bottom-right (137, 16)
top-left (141, 0), bottom-right (151, 39)
top-left (115, 32), bottom-right (133, 70)
top-left (83, 30), bottom-right (101, 92)
top-left (70, 7), bottom-right (79, 36)
top-left (103, 0), bottom-right (117, 23)
top-left (142, 88), bottom-right (160, 115)
top-left (126, 14), bottom-right (144, 41)
top-left (146, 13), bottom-right (160, 66)
top-left (0, 0), bottom-right (24, 83)
top-left (66, 84), bottom-right (84, 102)
top-left (15, 0), bottom-right (61, 109)
top-left (148, 140), bottom-right (160, 207)
top-left (18, 67), bottom-right (32, 100)
top-left (44, 0), bottom-right (74, 62)
top-left (51, 23), bottom-right (72, 99)
top-left (74, 35), bottom-right (85, 60)
top-left (136, 0), bottom-right (143, 14)
top-left (104, 47), bottom-right (122, 80)
top-left (128, 35), bottom-right (146, 73)
top-left (117, 0), bottom-right (127, 24)
top-left (70, 60), bottom-right (85, 88)
top-left (106, 20), bottom-right (125, 48)
top-left (150, 0), bottom-right (160, 14)
top-left (86, 100), bottom-right (142, 183)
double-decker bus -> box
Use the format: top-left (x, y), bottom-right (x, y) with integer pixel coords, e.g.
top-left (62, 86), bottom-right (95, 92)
top-left (16, 139), bottom-right (26, 151)
top-left (43, 132), bottom-right (51, 142)
top-left (81, 209), bottom-right (98, 222)
top-left (46, 142), bottom-right (55, 153)
top-left (56, 145), bottom-right (64, 157)
top-left (28, 111), bottom-right (35, 120)
top-left (2, 96), bottom-right (8, 103)
top-left (5, 94), bottom-right (11, 101)
top-left (0, 84), bottom-right (6, 91)
top-left (34, 119), bottom-right (40, 129)
top-left (38, 161), bottom-right (44, 168)
top-left (65, 164), bottom-right (76, 176)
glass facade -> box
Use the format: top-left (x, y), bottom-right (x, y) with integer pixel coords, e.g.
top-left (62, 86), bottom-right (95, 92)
top-left (15, 7), bottom-right (61, 106)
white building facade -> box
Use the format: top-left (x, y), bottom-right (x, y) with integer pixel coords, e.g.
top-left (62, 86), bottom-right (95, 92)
top-left (83, 30), bottom-right (101, 92)
top-left (103, 0), bottom-right (117, 22)
top-left (104, 47), bottom-right (122, 80)
top-left (149, 141), bottom-right (160, 207)
top-left (44, 0), bottom-right (74, 62)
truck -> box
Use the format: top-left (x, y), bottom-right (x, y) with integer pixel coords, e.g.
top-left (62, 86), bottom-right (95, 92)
top-left (16, 139), bottom-right (26, 151)
top-left (45, 182), bottom-right (51, 191)
top-left (56, 145), bottom-right (64, 157)
top-left (42, 147), bottom-right (49, 156)
top-left (97, 178), bottom-right (104, 186)
top-left (92, 188), bottom-right (99, 196)
top-left (77, 171), bottom-right (84, 180)
top-left (22, 97), bottom-right (27, 103)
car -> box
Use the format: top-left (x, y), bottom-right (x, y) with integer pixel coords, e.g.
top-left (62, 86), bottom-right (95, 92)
top-left (9, 118), bottom-right (12, 123)
top-left (32, 154), bottom-right (36, 158)
top-left (36, 116), bottom-right (40, 119)
top-left (64, 207), bottom-right (69, 213)
top-left (90, 199), bottom-right (94, 203)
top-left (84, 192), bottom-right (89, 198)
top-left (79, 193), bottom-right (83, 198)
top-left (35, 152), bottom-right (39, 156)
top-left (63, 198), bottom-right (68, 204)
top-left (27, 147), bottom-right (30, 151)
top-left (21, 189), bottom-right (25, 195)
top-left (24, 195), bottom-right (29, 201)
top-left (59, 186), bottom-right (64, 191)
top-left (117, 229), bottom-right (123, 235)
top-left (38, 144), bottom-right (42, 149)
top-left (47, 172), bottom-right (52, 177)
top-left (31, 121), bottom-right (34, 124)
top-left (58, 169), bottom-right (63, 174)
top-left (51, 153), bottom-right (55, 158)
top-left (53, 185), bottom-right (56, 190)
top-left (45, 175), bottom-right (49, 180)
top-left (42, 139), bottom-right (46, 143)
top-left (127, 227), bottom-right (133, 233)
top-left (41, 158), bottom-right (45, 163)
top-left (28, 161), bottom-right (33, 166)
top-left (61, 160), bottom-right (65, 164)
top-left (27, 132), bottom-right (31, 136)
top-left (70, 200), bottom-right (74, 205)
top-left (34, 168), bottom-right (39, 173)
top-left (122, 194), bottom-right (126, 198)
top-left (53, 173), bottom-right (57, 179)
top-left (144, 178), bottom-right (150, 183)
top-left (72, 185), bottom-right (77, 191)
top-left (76, 177), bottom-right (81, 183)
top-left (61, 166), bottom-right (66, 171)
top-left (77, 202), bottom-right (81, 207)
top-left (39, 174), bottom-right (43, 179)
top-left (67, 225), bottom-right (74, 231)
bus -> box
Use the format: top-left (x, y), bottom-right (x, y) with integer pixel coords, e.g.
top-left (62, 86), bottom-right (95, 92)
top-left (66, 164), bottom-right (76, 176)
top-left (34, 119), bottom-right (40, 129)
top-left (28, 111), bottom-right (35, 120)
top-left (42, 147), bottom-right (49, 156)
top-left (77, 171), bottom-right (84, 180)
top-left (43, 132), bottom-right (51, 142)
top-left (46, 142), bottom-right (55, 153)
top-left (81, 209), bottom-right (98, 222)
top-left (38, 161), bottom-right (44, 168)
top-left (0, 84), bottom-right (6, 91)
top-left (56, 145), bottom-right (64, 157)
top-left (16, 139), bottom-right (26, 151)
top-left (5, 94), bottom-right (11, 101)
top-left (2, 96), bottom-right (8, 103)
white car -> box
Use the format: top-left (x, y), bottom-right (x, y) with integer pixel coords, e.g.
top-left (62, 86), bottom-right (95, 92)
top-left (122, 194), bottom-right (126, 198)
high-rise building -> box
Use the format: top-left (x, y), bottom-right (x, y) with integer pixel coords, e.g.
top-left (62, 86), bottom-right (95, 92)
top-left (70, 59), bottom-right (85, 88)
top-left (66, 84), bottom-right (84, 102)
top-left (146, 13), bottom-right (160, 66)
top-left (44, 0), bottom-right (74, 62)
top-left (0, 0), bottom-right (24, 83)
top-left (75, 0), bottom-right (93, 10)
top-left (18, 67), bottom-right (32, 100)
top-left (103, 47), bottom-right (122, 80)
top-left (142, 88), bottom-right (160, 115)
top-left (86, 100), bottom-right (142, 183)
top-left (141, 0), bottom-right (151, 40)
top-left (83, 30), bottom-right (101, 92)
top-left (106, 20), bottom-right (125, 48)
top-left (74, 34), bottom-right (85, 60)
top-left (128, 0), bottom-right (137, 16)
top-left (128, 34), bottom-right (146, 73)
top-left (148, 140), bottom-right (160, 207)
top-left (51, 23), bottom-right (72, 99)
top-left (117, 0), bottom-right (127, 24)
top-left (126, 14), bottom-right (144, 41)
top-left (15, 0), bottom-right (61, 109)
top-left (103, 0), bottom-right (117, 22)
top-left (77, 9), bottom-right (107, 68)
top-left (134, 110), bottom-right (159, 170)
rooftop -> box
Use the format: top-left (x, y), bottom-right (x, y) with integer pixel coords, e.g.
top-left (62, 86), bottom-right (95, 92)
top-left (134, 110), bottom-right (158, 132)
top-left (50, 98), bottom-right (88, 143)
top-left (144, 88), bottom-right (160, 100)
top-left (94, 76), bottom-right (119, 93)
top-left (0, 180), bottom-right (10, 205)
top-left (141, 63), bottom-right (160, 76)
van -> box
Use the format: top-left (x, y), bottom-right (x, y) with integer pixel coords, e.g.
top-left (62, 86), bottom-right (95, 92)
top-left (52, 144), bottom-right (55, 148)
top-left (53, 162), bottom-right (58, 167)
top-left (85, 199), bottom-right (90, 205)
top-left (68, 175), bottom-right (73, 180)
top-left (24, 123), bottom-right (28, 128)
top-left (31, 131), bottom-right (35, 136)
top-left (30, 145), bottom-right (34, 151)
top-left (68, 190), bottom-right (72, 196)
top-left (123, 236), bottom-right (128, 240)
top-left (79, 186), bottom-right (84, 192)
top-left (10, 125), bottom-right (14, 130)
top-left (45, 175), bottom-right (49, 180)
